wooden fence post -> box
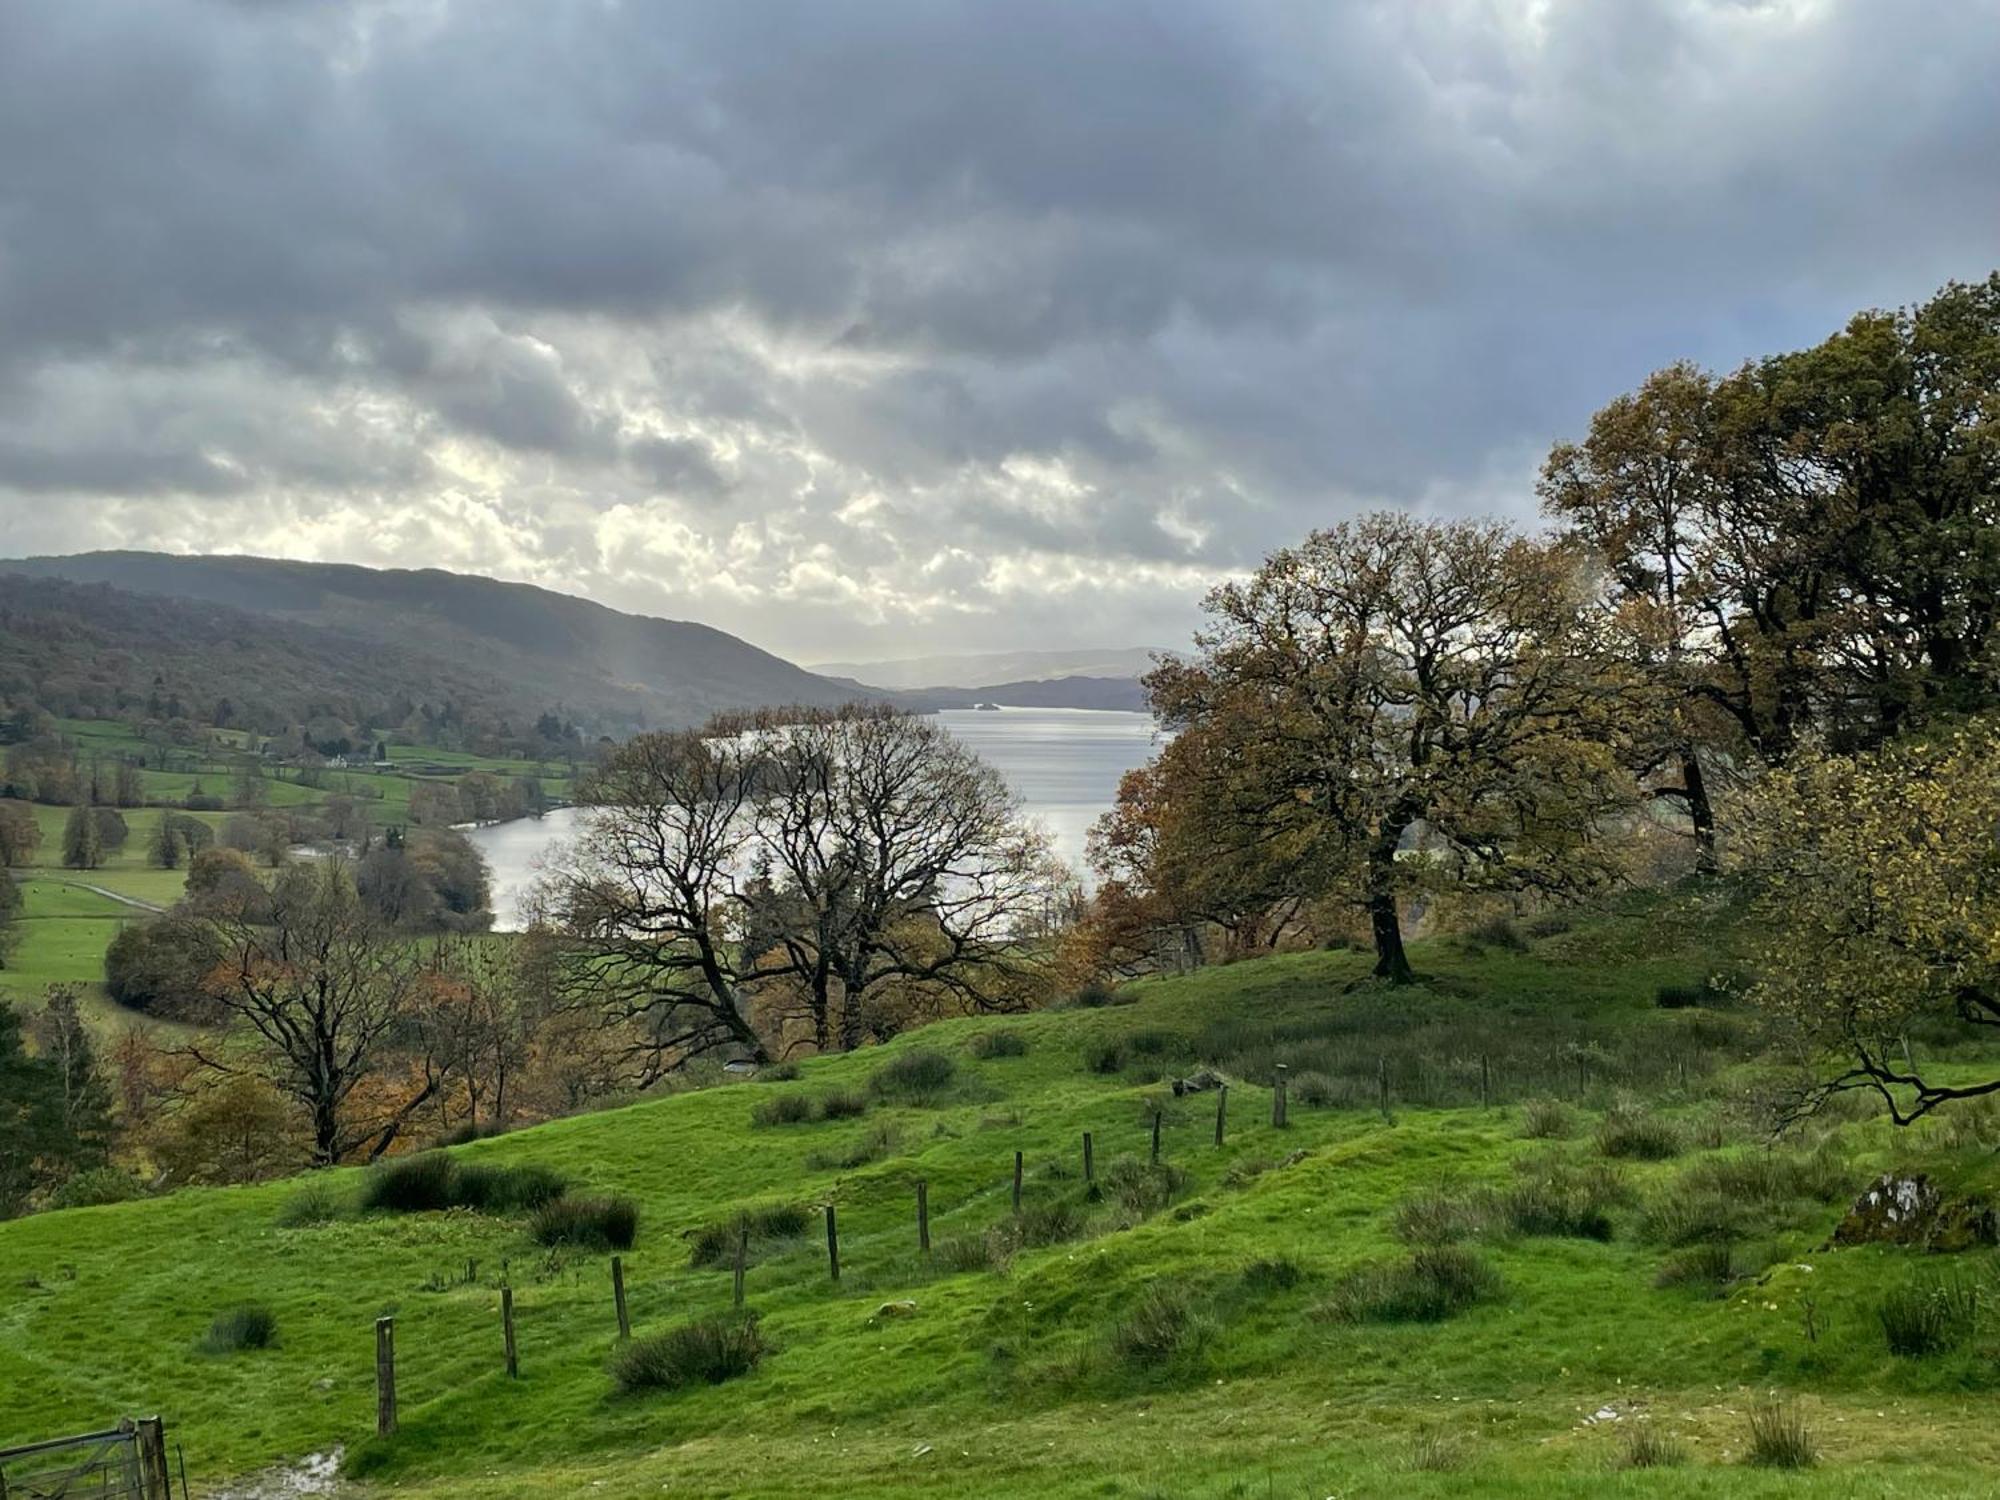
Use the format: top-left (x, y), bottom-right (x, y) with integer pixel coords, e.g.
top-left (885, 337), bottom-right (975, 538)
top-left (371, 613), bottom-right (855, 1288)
top-left (611, 1255), bottom-right (630, 1340)
top-left (1150, 1108), bottom-right (1161, 1164)
top-left (136, 1416), bottom-right (169, 1499)
top-left (824, 1203), bottom-right (841, 1282)
top-left (1082, 1131), bottom-right (1094, 1183)
top-left (375, 1316), bottom-right (397, 1434)
top-left (733, 1223), bottom-right (749, 1309)
top-left (916, 1179), bottom-right (931, 1253)
top-left (501, 1286), bottom-right (518, 1378)
top-left (1214, 1083), bottom-right (1227, 1146)
top-left (1479, 1053), bottom-right (1490, 1109)
top-left (1272, 1063), bottom-right (1288, 1128)
top-left (1377, 1056), bottom-right (1390, 1116)
top-left (1012, 1150), bottom-right (1023, 1214)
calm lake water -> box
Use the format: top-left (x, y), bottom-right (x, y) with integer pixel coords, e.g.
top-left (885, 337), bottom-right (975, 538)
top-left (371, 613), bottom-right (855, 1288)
top-left (466, 707), bottom-right (1162, 930)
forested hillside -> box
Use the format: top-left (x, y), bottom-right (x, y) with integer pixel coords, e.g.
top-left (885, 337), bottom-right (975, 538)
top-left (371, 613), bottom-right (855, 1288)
top-left (2, 553), bottom-right (865, 736)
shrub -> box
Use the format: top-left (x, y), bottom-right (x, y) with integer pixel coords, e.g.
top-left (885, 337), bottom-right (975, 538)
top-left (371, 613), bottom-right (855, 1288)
top-left (1101, 1155), bottom-right (1186, 1218)
top-left (1110, 1283), bottom-right (1213, 1368)
top-left (869, 1049), bottom-right (956, 1101)
top-left (47, 1167), bottom-right (145, 1210)
top-left (1679, 1150), bottom-right (1848, 1207)
top-left (609, 1315), bottom-right (766, 1393)
top-left (1877, 1276), bottom-right (1982, 1358)
top-left (276, 1181), bottom-right (344, 1227)
top-left (1744, 1401), bottom-right (1814, 1469)
top-left (1654, 1242), bottom-right (1735, 1292)
top-left (1653, 982), bottom-right (1709, 1009)
top-left (759, 1061), bottom-right (802, 1082)
top-left (1519, 1098), bottom-right (1573, 1139)
top-left (817, 1089), bottom-right (869, 1120)
top-left (361, 1153), bottom-right (456, 1212)
top-left (531, 1195), bottom-right (640, 1251)
top-left (199, 1304), bottom-right (277, 1354)
top-left (1596, 1104), bottom-right (1683, 1161)
top-left (1241, 1256), bottom-right (1305, 1293)
top-left (969, 1030), bottom-right (1030, 1060)
top-left (1615, 1426), bottom-right (1690, 1470)
top-left (1393, 1188), bottom-right (1486, 1246)
top-left (453, 1163), bottom-right (567, 1213)
top-left (750, 1093), bottom-right (815, 1127)
top-left (1320, 1246), bottom-right (1500, 1324)
top-left (688, 1204), bottom-right (812, 1268)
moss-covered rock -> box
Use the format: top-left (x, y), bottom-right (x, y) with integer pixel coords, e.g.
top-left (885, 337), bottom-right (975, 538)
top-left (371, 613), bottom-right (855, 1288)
top-left (1833, 1171), bottom-right (1998, 1252)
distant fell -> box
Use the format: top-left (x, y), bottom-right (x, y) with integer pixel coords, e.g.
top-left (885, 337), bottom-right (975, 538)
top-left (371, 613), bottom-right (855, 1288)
top-left (2, 552), bottom-right (865, 733)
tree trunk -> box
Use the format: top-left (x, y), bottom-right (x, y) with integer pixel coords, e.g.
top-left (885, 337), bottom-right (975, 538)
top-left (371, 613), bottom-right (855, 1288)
top-left (1680, 749), bottom-right (1718, 876)
top-left (1366, 813), bottom-right (1416, 985)
top-left (1368, 885), bottom-right (1414, 985)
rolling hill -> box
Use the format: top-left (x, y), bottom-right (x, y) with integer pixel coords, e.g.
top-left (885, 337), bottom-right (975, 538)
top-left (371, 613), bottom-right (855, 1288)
top-left (4, 891), bottom-right (1998, 1497)
top-left (1, 553), bottom-right (866, 735)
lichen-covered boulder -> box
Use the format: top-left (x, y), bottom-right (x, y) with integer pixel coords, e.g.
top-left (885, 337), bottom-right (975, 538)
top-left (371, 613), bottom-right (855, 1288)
top-left (1833, 1171), bottom-right (1998, 1252)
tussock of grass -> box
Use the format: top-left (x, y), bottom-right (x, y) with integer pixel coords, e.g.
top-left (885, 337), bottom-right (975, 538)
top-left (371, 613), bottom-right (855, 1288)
top-left (750, 1092), bottom-right (815, 1127)
top-left (1638, 1185), bottom-right (1745, 1247)
top-left (1240, 1255), bottom-right (1305, 1293)
top-left (360, 1153), bottom-right (566, 1216)
top-left (1744, 1400), bottom-right (1815, 1469)
top-left (1109, 1282), bottom-right (1212, 1368)
top-left (805, 1124), bottom-right (900, 1172)
top-left (198, 1304), bottom-right (277, 1354)
top-left (275, 1181), bottom-right (344, 1227)
top-left (360, 1153), bottom-right (456, 1212)
top-left (817, 1089), bottom-right (869, 1120)
top-left (687, 1204), bottom-right (812, 1268)
top-left (1495, 1159), bottom-right (1623, 1240)
top-left (1319, 1246), bottom-right (1500, 1324)
top-left (1596, 1103), bottom-right (1683, 1161)
top-left (1614, 1425), bottom-right (1689, 1469)
top-left (453, 1163), bottom-right (567, 1212)
top-left (1653, 1241), bottom-right (1735, 1292)
top-left (531, 1195), bottom-right (639, 1251)
top-left (1406, 1430), bottom-right (1467, 1473)
top-left (1519, 1098), bottom-right (1573, 1139)
top-left (1392, 1187), bottom-right (1485, 1246)
top-left (968, 1030), bottom-right (1030, 1060)
top-left (609, 1315), bottom-right (765, 1393)
top-left (1878, 1275), bottom-right (1982, 1357)
top-left (869, 1049), bottom-right (956, 1101)
top-left (1100, 1155), bottom-right (1185, 1218)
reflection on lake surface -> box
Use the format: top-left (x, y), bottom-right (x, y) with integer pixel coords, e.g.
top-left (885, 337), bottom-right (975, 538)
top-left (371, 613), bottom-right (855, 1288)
top-left (464, 707), bottom-right (1162, 931)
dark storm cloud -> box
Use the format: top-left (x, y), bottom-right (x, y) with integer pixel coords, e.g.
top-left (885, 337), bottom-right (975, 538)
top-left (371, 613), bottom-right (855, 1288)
top-left (0, 0), bottom-right (1996, 657)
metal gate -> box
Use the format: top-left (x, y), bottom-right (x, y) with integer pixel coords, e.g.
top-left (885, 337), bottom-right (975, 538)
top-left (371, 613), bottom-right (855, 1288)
top-left (0, 1417), bottom-right (173, 1499)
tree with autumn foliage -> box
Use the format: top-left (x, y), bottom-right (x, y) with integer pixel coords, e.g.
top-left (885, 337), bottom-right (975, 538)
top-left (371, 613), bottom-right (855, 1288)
top-left (1144, 514), bottom-right (1642, 984)
top-left (1742, 719), bottom-right (2000, 1124)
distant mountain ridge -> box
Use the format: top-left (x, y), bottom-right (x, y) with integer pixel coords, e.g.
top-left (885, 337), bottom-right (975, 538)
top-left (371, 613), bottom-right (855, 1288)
top-left (2, 552), bottom-right (864, 734)
top-left (810, 646), bottom-right (1162, 690)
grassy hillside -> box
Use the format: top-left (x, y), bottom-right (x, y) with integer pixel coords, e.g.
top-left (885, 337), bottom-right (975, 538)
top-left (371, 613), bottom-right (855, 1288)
top-left (5, 891), bottom-right (2000, 1496)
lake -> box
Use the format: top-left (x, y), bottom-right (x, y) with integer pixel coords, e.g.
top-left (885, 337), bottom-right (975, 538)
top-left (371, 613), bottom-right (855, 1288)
top-left (465, 707), bottom-right (1163, 930)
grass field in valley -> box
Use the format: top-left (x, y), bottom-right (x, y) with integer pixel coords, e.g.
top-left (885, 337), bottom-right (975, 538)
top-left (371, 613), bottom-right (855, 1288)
top-left (1, 718), bottom-right (576, 1023)
top-left (4, 889), bottom-right (2000, 1497)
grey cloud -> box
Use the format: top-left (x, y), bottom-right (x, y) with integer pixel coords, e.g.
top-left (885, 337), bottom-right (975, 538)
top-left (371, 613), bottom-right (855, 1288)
top-left (0, 0), bottom-right (1996, 659)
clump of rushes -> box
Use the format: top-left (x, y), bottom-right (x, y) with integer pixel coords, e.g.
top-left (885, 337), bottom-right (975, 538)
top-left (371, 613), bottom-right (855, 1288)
top-left (868, 1048), bottom-right (956, 1101)
top-left (1319, 1246), bottom-right (1500, 1324)
top-left (1595, 1102), bottom-right (1683, 1161)
top-left (198, 1304), bottom-right (277, 1354)
top-left (1743, 1400), bottom-right (1815, 1469)
top-left (609, 1315), bottom-right (766, 1393)
top-left (531, 1194), bottom-right (639, 1251)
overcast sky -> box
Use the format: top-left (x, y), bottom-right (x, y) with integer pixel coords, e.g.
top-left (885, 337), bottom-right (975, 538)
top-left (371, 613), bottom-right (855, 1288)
top-left (1, 2), bottom-right (1995, 663)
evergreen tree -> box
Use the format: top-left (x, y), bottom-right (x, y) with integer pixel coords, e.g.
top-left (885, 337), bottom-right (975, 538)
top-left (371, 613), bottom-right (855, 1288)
top-left (29, 986), bottom-right (113, 1163)
top-left (0, 1002), bottom-right (70, 1217)
top-left (148, 815), bottom-right (184, 870)
top-left (61, 802), bottom-right (101, 870)
top-left (0, 868), bottom-right (19, 968)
